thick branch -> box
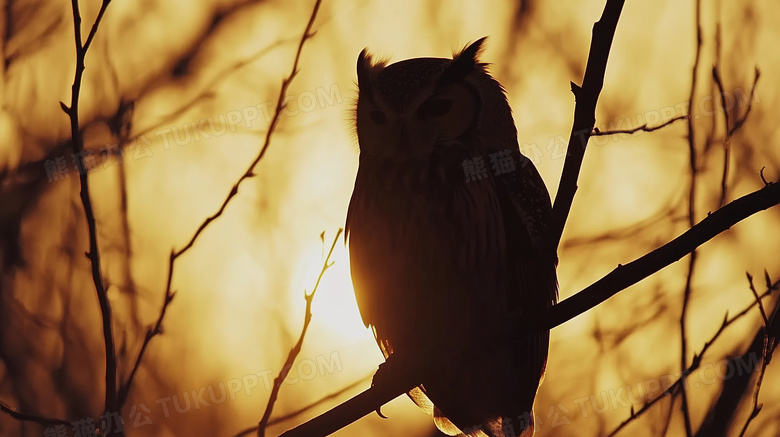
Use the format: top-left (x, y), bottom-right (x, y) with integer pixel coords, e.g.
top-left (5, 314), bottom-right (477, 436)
top-left (543, 181), bottom-right (780, 330)
top-left (279, 369), bottom-right (420, 437)
top-left (548, 0), bottom-right (626, 251)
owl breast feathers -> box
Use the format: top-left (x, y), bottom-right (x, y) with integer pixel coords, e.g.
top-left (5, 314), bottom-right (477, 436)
top-left (346, 37), bottom-right (558, 437)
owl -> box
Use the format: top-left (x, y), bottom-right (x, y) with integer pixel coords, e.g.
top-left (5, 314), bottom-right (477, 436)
top-left (345, 38), bottom-right (558, 437)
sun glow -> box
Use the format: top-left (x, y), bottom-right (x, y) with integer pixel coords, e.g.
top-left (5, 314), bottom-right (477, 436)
top-left (291, 239), bottom-right (369, 343)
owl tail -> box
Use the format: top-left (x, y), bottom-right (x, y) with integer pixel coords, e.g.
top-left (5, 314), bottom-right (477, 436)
top-left (433, 409), bottom-right (535, 437)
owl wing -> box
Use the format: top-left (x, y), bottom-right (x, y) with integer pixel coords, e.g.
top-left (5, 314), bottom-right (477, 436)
top-left (495, 149), bottom-right (559, 312)
top-left (489, 148), bottom-right (559, 421)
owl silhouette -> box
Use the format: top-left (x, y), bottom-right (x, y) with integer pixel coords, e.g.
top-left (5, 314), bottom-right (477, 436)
top-left (346, 38), bottom-right (558, 437)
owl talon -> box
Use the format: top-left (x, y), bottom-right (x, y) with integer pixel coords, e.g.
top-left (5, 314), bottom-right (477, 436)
top-left (375, 406), bottom-right (388, 419)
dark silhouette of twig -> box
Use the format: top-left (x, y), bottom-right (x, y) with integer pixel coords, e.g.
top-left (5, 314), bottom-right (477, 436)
top-left (712, 66), bottom-right (762, 209)
top-left (257, 228), bottom-right (342, 437)
top-left (607, 277), bottom-right (780, 437)
top-left (591, 114), bottom-right (688, 136)
top-left (60, 0), bottom-right (118, 418)
top-left (712, 66), bottom-right (731, 208)
top-left (231, 375), bottom-right (371, 437)
top-left (737, 273), bottom-right (778, 437)
top-left (117, 0), bottom-right (323, 409)
top-left (0, 401), bottom-right (71, 427)
top-left (729, 68), bottom-right (761, 137)
top-left (678, 1), bottom-right (703, 433)
top-left (547, 0), bottom-right (626, 252)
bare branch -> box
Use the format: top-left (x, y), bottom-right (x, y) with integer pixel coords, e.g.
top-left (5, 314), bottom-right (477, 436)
top-left (747, 272), bottom-right (769, 326)
top-left (548, 0), bottom-right (626, 252)
top-left (607, 278), bottom-right (780, 437)
top-left (712, 65), bottom-right (731, 208)
top-left (729, 68), bottom-right (761, 136)
top-left (258, 228), bottom-right (343, 437)
top-left (0, 401), bottom-right (71, 427)
top-left (678, 1), bottom-right (703, 432)
top-left (117, 0), bottom-right (323, 409)
top-left (61, 0), bottom-right (118, 417)
top-left (543, 181), bottom-right (780, 330)
top-left (591, 114), bottom-right (688, 136)
top-left (737, 276), bottom-right (779, 437)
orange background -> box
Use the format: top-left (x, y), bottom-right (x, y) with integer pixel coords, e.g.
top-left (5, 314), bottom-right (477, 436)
top-left (1, 1), bottom-right (779, 436)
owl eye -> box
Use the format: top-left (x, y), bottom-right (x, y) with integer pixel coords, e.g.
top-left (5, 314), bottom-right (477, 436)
top-left (370, 110), bottom-right (387, 125)
top-left (417, 98), bottom-right (452, 118)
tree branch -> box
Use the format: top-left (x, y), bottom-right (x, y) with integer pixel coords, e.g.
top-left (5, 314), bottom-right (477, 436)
top-left (231, 375), bottom-right (371, 437)
top-left (607, 277), bottom-right (780, 437)
top-left (678, 0), bottom-right (703, 432)
top-left (117, 0), bottom-right (323, 409)
top-left (62, 0), bottom-right (117, 418)
top-left (543, 181), bottom-right (780, 331)
top-left (737, 274), bottom-right (778, 437)
top-left (591, 114), bottom-right (688, 136)
top-left (0, 401), bottom-right (71, 428)
top-left (548, 0), bottom-right (626, 251)
top-left (258, 229), bottom-right (342, 437)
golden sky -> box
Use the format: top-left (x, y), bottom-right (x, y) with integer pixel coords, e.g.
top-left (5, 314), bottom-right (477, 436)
top-left (1, 1), bottom-right (779, 436)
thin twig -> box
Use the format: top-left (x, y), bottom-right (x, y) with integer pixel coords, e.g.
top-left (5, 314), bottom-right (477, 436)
top-left (679, 0), bottom-right (702, 433)
top-left (591, 114), bottom-right (688, 136)
top-left (547, 0), bottom-right (626, 253)
top-left (729, 68), bottom-right (761, 137)
top-left (606, 279), bottom-right (780, 437)
top-left (258, 228), bottom-right (343, 437)
top-left (747, 272), bottom-right (769, 326)
top-left (712, 66), bottom-right (731, 208)
top-left (117, 0), bottom-right (323, 408)
top-left (61, 0), bottom-right (117, 418)
top-left (0, 401), bottom-right (71, 427)
top-left (737, 275), bottom-right (778, 437)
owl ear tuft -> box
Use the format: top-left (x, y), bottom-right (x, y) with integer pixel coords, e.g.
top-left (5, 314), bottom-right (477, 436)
top-left (357, 49), bottom-right (373, 91)
top-left (441, 37), bottom-right (487, 83)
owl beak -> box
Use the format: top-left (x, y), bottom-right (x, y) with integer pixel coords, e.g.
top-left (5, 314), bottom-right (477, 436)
top-left (397, 123), bottom-right (411, 147)
top-left (391, 121), bottom-right (430, 161)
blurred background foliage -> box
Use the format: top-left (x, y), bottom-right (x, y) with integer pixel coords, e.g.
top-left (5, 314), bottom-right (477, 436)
top-left (0, 0), bottom-right (778, 436)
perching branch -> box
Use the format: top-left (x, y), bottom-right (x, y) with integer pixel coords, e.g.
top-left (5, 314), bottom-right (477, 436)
top-left (232, 375), bottom-right (371, 437)
top-left (543, 180), bottom-right (780, 330)
top-left (547, 0), bottom-right (626, 252)
top-left (257, 229), bottom-right (342, 437)
top-left (117, 0), bottom-right (323, 409)
top-left (62, 0), bottom-right (118, 418)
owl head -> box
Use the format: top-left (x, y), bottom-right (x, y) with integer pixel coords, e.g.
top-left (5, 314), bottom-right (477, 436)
top-left (355, 38), bottom-right (518, 163)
